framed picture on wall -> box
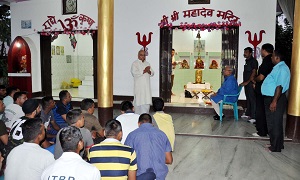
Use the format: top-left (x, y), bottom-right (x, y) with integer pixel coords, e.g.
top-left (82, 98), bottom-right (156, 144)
top-left (51, 45), bottom-right (55, 55)
top-left (56, 46), bottom-right (60, 55)
top-left (62, 0), bottom-right (77, 15)
top-left (66, 55), bottom-right (72, 63)
top-left (60, 46), bottom-right (64, 55)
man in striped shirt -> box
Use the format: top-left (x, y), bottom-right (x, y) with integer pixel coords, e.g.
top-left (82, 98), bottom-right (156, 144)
top-left (88, 119), bottom-right (137, 180)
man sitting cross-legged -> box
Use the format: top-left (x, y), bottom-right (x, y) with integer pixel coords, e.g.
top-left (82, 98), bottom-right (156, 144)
top-left (5, 118), bottom-right (54, 180)
top-left (88, 119), bottom-right (137, 180)
top-left (115, 101), bottom-right (139, 144)
top-left (54, 109), bottom-right (93, 160)
top-left (41, 126), bottom-right (100, 180)
top-left (125, 113), bottom-right (173, 180)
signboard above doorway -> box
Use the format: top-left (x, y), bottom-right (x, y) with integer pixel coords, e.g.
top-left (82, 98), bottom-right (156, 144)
top-left (188, 0), bottom-right (210, 4)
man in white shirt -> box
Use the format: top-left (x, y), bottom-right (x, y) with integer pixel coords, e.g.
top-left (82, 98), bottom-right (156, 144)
top-left (41, 126), bottom-right (100, 180)
top-left (4, 91), bottom-right (27, 130)
top-left (131, 50), bottom-right (154, 115)
top-left (115, 101), bottom-right (139, 144)
top-left (5, 118), bottom-right (54, 180)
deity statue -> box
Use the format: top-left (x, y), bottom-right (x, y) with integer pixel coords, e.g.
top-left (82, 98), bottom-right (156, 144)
top-left (20, 55), bottom-right (27, 73)
top-left (209, 60), bottom-right (218, 69)
top-left (194, 57), bottom-right (204, 69)
top-left (195, 70), bottom-right (202, 84)
top-left (181, 59), bottom-right (190, 69)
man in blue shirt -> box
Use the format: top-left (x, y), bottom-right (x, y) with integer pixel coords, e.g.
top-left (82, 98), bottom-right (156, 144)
top-left (211, 66), bottom-right (239, 120)
top-left (47, 90), bottom-right (73, 141)
top-left (125, 113), bottom-right (173, 180)
top-left (262, 50), bottom-right (290, 152)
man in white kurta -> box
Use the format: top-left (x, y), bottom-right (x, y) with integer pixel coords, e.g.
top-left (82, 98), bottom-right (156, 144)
top-left (131, 50), bottom-right (154, 115)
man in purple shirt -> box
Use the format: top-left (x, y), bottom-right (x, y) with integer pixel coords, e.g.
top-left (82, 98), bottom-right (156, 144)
top-left (125, 113), bottom-right (173, 180)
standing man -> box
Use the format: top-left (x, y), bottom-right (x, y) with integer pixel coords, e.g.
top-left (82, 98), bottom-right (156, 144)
top-left (262, 50), bottom-right (290, 152)
top-left (252, 43), bottom-right (274, 136)
top-left (131, 50), bottom-right (154, 115)
top-left (210, 66), bottom-right (239, 120)
top-left (240, 47), bottom-right (258, 122)
top-left (125, 113), bottom-right (172, 180)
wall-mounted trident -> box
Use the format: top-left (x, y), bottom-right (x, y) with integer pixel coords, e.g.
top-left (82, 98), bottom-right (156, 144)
top-left (245, 30), bottom-right (265, 58)
top-left (136, 32), bottom-right (153, 51)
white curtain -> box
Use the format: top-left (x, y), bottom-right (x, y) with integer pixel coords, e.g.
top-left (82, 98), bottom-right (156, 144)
top-left (278, 0), bottom-right (295, 26)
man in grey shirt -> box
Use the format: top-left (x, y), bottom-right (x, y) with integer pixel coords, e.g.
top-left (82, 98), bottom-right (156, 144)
top-left (54, 109), bottom-right (93, 159)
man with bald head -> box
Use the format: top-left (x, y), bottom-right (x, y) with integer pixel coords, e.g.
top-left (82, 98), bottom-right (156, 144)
top-left (131, 50), bottom-right (154, 114)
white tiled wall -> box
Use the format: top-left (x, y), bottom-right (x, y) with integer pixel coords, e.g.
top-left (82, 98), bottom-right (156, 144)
top-left (51, 55), bottom-right (93, 89)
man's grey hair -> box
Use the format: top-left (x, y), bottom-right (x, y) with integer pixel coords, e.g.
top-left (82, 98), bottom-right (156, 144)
top-left (225, 66), bottom-right (233, 71)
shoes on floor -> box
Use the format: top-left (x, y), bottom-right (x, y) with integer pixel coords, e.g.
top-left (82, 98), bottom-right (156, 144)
top-left (252, 132), bottom-right (260, 137)
top-left (247, 119), bottom-right (256, 124)
top-left (241, 115), bottom-right (250, 118)
top-left (213, 114), bottom-right (225, 120)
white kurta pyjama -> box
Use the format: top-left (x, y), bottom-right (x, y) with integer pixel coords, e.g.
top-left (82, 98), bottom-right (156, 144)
top-left (131, 59), bottom-right (154, 108)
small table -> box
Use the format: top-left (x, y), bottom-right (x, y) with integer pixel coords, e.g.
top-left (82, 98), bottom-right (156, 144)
top-left (201, 89), bottom-right (213, 100)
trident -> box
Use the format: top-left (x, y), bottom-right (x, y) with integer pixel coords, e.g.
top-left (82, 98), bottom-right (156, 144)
top-left (136, 32), bottom-right (153, 51)
top-left (245, 30), bottom-right (265, 58)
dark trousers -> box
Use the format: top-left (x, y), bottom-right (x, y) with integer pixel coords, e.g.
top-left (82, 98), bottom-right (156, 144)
top-left (255, 93), bottom-right (268, 136)
top-left (264, 94), bottom-right (287, 152)
top-left (244, 82), bottom-right (256, 118)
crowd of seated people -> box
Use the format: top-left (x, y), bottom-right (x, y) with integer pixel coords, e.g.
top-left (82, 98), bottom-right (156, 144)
top-left (0, 87), bottom-right (175, 180)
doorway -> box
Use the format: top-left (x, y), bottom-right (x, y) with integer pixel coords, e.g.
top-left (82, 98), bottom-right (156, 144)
top-left (40, 31), bottom-right (98, 99)
top-left (159, 27), bottom-right (239, 103)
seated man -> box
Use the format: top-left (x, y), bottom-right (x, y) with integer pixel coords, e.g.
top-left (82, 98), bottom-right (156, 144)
top-left (41, 126), bottom-right (100, 180)
top-left (88, 119), bottom-right (137, 180)
top-left (115, 101), bottom-right (139, 144)
top-left (210, 66), bottom-right (239, 120)
top-left (80, 98), bottom-right (104, 143)
top-left (5, 118), bottom-right (54, 180)
top-left (41, 96), bottom-right (60, 141)
top-left (54, 109), bottom-right (93, 160)
top-left (152, 98), bottom-right (175, 151)
top-left (0, 98), bottom-right (8, 146)
top-left (48, 90), bottom-right (73, 139)
top-left (125, 113), bottom-right (172, 180)
top-left (4, 91), bottom-right (27, 131)
top-left (3, 86), bottom-right (19, 107)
